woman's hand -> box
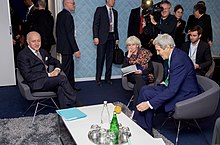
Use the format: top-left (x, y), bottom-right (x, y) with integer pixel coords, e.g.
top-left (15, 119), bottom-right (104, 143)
top-left (135, 69), bottom-right (142, 74)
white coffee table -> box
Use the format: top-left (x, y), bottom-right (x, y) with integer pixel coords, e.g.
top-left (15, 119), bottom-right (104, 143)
top-left (60, 103), bottom-right (165, 145)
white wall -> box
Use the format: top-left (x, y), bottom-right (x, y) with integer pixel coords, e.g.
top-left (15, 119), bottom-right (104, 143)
top-left (0, 0), bottom-right (16, 86)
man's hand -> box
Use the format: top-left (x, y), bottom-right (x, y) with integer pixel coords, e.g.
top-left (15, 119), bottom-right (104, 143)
top-left (93, 38), bottom-right (99, 45)
top-left (116, 40), bottom-right (119, 45)
top-left (208, 40), bottom-right (213, 48)
top-left (136, 102), bottom-right (149, 112)
top-left (75, 51), bottom-right (81, 58)
top-left (194, 64), bottom-right (200, 69)
top-left (49, 69), bottom-right (60, 77)
top-left (150, 14), bottom-right (157, 25)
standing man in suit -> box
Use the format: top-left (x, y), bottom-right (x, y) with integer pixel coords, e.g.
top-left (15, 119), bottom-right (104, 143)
top-left (181, 25), bottom-right (212, 76)
top-left (56, 0), bottom-right (81, 91)
top-left (127, 0), bottom-right (153, 49)
top-left (17, 31), bottom-right (78, 109)
top-left (93, 0), bottom-right (119, 86)
top-left (133, 34), bottom-right (202, 136)
top-left (23, 0), bottom-right (36, 35)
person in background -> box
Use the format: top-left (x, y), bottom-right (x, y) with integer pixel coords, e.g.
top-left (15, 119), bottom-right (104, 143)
top-left (185, 1), bottom-right (213, 47)
top-left (122, 36), bottom-right (154, 108)
top-left (17, 31), bottom-right (79, 109)
top-left (31, 0), bottom-right (55, 53)
top-left (10, 3), bottom-right (24, 67)
top-left (133, 34), bottom-right (202, 136)
top-left (181, 25), bottom-right (212, 76)
top-left (23, 0), bottom-right (36, 35)
top-left (93, 0), bottom-right (119, 86)
top-left (173, 4), bottom-right (186, 48)
top-left (127, 0), bottom-right (154, 49)
top-left (56, 0), bottom-right (81, 92)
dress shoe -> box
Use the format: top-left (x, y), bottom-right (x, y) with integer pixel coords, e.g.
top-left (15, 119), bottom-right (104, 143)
top-left (105, 80), bottom-right (112, 85)
top-left (73, 87), bottom-right (81, 92)
top-left (96, 81), bottom-right (102, 86)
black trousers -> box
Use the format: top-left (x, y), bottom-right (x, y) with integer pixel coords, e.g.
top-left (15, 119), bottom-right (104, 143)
top-left (96, 33), bottom-right (115, 81)
top-left (41, 75), bottom-right (76, 109)
top-left (61, 54), bottom-right (75, 87)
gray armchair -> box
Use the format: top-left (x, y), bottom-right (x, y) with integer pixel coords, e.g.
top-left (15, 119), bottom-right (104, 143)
top-left (16, 68), bottom-right (59, 123)
top-left (172, 75), bottom-right (220, 145)
top-left (121, 61), bottom-right (164, 91)
top-left (122, 61), bottom-right (164, 107)
top-left (205, 59), bottom-right (215, 78)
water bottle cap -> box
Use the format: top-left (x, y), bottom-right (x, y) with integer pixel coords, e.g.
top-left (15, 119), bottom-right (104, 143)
top-left (104, 101), bottom-right (107, 104)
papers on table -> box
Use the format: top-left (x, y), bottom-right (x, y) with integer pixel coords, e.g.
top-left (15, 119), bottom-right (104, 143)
top-left (121, 65), bottom-right (137, 76)
top-left (56, 108), bottom-right (87, 121)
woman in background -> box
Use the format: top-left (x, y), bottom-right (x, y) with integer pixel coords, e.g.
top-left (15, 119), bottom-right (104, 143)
top-left (122, 36), bottom-right (154, 107)
top-left (174, 4), bottom-right (186, 48)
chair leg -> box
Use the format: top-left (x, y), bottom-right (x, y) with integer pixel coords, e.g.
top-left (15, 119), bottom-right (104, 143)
top-left (127, 95), bottom-right (134, 107)
top-left (159, 116), bottom-right (172, 131)
top-left (23, 100), bottom-right (37, 116)
top-left (50, 98), bottom-right (59, 109)
top-left (175, 120), bottom-right (181, 145)
top-left (194, 120), bottom-right (209, 145)
top-left (32, 102), bottom-right (40, 124)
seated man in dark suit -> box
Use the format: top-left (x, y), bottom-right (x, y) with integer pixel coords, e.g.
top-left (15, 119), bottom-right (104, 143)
top-left (17, 31), bottom-right (79, 109)
top-left (181, 25), bottom-right (212, 76)
top-left (133, 34), bottom-right (202, 136)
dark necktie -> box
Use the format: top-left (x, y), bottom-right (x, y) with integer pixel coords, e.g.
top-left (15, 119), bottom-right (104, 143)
top-left (109, 8), bottom-right (113, 32)
top-left (164, 59), bottom-right (170, 87)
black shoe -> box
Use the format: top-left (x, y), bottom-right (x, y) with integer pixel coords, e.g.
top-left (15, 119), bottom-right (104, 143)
top-left (73, 87), bottom-right (81, 92)
top-left (96, 81), bottom-right (102, 86)
top-left (105, 80), bottom-right (112, 85)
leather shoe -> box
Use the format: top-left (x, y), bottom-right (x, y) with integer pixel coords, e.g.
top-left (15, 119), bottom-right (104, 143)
top-left (73, 87), bottom-right (81, 92)
top-left (96, 81), bottom-right (102, 86)
top-left (105, 80), bottom-right (112, 85)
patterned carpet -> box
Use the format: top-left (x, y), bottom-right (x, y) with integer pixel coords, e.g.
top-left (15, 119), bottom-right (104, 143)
top-left (0, 113), bottom-right (174, 145)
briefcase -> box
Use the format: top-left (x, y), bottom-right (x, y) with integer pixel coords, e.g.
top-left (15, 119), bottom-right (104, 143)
top-left (113, 44), bottom-right (124, 65)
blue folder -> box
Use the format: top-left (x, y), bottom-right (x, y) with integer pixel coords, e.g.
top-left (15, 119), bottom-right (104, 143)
top-left (56, 108), bottom-right (87, 121)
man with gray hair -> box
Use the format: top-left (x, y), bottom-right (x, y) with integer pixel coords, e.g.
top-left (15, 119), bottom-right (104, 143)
top-left (56, 0), bottom-right (81, 91)
top-left (133, 34), bottom-right (202, 136)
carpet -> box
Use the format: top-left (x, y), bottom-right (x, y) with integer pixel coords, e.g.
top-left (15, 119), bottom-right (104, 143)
top-left (0, 113), bottom-right (174, 145)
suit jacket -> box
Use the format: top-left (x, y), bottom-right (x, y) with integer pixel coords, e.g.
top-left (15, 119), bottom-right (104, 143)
top-left (93, 6), bottom-right (119, 44)
top-left (31, 9), bottom-right (55, 47)
top-left (17, 46), bottom-right (61, 90)
top-left (127, 7), bottom-right (141, 37)
top-left (181, 40), bottom-right (212, 75)
top-left (185, 14), bottom-right (213, 42)
top-left (154, 14), bottom-right (177, 38)
top-left (56, 9), bottom-right (79, 54)
top-left (149, 48), bottom-right (201, 112)
top-left (174, 18), bottom-right (186, 48)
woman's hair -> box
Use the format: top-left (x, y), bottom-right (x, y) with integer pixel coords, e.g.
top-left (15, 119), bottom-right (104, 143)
top-left (153, 34), bottom-right (175, 49)
top-left (174, 4), bottom-right (184, 13)
top-left (126, 36), bottom-right (142, 48)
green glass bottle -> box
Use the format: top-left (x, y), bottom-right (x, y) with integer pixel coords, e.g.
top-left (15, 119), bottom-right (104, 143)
top-left (109, 112), bottom-right (119, 144)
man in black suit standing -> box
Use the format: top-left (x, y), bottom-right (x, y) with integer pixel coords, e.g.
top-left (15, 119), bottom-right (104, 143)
top-left (93, 0), bottom-right (119, 86)
top-left (23, 0), bottom-right (36, 35)
top-left (127, 0), bottom-right (153, 49)
top-left (56, 0), bottom-right (81, 91)
top-left (181, 25), bottom-right (212, 76)
top-left (17, 31), bottom-right (78, 109)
